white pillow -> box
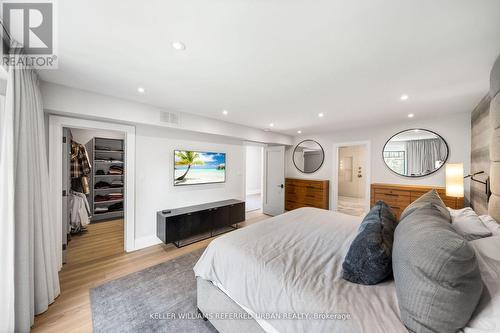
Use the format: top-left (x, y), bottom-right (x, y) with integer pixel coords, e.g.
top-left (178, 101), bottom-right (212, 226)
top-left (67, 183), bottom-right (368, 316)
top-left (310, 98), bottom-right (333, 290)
top-left (448, 208), bottom-right (492, 241)
top-left (479, 215), bottom-right (500, 236)
top-left (463, 236), bottom-right (500, 332)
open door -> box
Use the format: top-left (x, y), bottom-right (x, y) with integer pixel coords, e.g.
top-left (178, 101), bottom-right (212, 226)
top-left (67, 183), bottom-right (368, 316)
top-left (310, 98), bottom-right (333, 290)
top-left (61, 128), bottom-right (72, 264)
top-left (263, 145), bottom-right (285, 216)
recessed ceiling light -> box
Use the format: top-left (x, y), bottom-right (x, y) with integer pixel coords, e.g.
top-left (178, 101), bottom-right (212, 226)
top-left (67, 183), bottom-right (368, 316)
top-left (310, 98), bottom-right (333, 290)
top-left (400, 94), bottom-right (409, 101)
top-left (222, 110), bottom-right (228, 115)
top-left (172, 41), bottom-right (186, 50)
top-left (137, 87), bottom-right (145, 93)
top-left (269, 123), bottom-right (275, 127)
top-left (408, 113), bottom-right (415, 118)
top-left (297, 130), bottom-right (302, 134)
top-left (414, 129), bottom-right (420, 132)
top-left (318, 113), bottom-right (324, 118)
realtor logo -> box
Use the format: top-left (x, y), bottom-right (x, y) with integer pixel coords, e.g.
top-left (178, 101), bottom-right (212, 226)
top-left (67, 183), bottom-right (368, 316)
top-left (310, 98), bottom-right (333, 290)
top-left (1, 0), bottom-right (57, 68)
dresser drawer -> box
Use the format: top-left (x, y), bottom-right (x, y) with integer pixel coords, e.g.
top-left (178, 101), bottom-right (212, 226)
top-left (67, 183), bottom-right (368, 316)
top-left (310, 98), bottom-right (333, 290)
top-left (302, 194), bottom-right (326, 206)
top-left (285, 178), bottom-right (329, 210)
top-left (371, 183), bottom-right (464, 221)
top-left (374, 188), bottom-right (411, 197)
top-left (285, 200), bottom-right (305, 211)
top-left (374, 193), bottom-right (411, 205)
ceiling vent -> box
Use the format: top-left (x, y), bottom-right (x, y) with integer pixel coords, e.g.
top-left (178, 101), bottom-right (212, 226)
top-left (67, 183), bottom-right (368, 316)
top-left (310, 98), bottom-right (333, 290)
top-left (159, 111), bottom-right (180, 125)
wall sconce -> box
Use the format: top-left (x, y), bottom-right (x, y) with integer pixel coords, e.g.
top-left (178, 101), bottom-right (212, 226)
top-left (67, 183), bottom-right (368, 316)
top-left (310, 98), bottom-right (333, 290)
top-left (464, 171), bottom-right (491, 199)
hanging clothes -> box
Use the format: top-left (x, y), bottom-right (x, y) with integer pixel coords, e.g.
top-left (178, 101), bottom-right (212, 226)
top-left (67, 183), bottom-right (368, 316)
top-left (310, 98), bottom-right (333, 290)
top-left (69, 190), bottom-right (91, 233)
top-left (70, 141), bottom-right (92, 194)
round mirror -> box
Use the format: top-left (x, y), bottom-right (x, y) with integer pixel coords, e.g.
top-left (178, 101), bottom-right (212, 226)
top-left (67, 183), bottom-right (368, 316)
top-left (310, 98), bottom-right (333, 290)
top-left (383, 129), bottom-right (449, 177)
top-left (293, 140), bottom-right (325, 173)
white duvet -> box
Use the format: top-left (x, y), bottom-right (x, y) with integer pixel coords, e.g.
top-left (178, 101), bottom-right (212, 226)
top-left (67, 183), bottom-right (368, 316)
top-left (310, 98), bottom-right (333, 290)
top-left (194, 207), bottom-right (407, 333)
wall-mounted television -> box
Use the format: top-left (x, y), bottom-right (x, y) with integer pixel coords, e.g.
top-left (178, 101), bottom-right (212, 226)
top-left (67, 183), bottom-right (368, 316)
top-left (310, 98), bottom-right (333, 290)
top-left (174, 150), bottom-right (226, 186)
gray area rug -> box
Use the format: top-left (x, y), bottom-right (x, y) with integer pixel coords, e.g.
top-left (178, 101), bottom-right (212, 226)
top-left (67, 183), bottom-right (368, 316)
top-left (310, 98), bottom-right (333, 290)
top-left (90, 248), bottom-right (217, 333)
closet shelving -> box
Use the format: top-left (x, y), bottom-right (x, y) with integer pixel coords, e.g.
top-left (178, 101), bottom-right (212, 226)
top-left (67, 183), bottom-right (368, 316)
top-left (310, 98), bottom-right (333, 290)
top-left (85, 137), bottom-right (125, 222)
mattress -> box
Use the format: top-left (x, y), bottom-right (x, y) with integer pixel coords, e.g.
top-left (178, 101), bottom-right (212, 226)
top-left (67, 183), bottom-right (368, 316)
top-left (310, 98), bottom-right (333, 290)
top-left (193, 207), bottom-right (407, 333)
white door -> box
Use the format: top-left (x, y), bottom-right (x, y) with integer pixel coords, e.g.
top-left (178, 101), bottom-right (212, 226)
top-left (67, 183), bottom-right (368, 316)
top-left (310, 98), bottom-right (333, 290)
top-left (263, 145), bottom-right (285, 216)
top-left (62, 127), bottom-right (72, 264)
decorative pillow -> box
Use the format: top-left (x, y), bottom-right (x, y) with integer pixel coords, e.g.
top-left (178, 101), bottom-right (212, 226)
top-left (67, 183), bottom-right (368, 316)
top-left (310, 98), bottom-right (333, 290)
top-left (400, 189), bottom-right (450, 221)
top-left (448, 207), bottom-right (492, 241)
top-left (342, 201), bottom-right (397, 285)
top-left (464, 236), bottom-right (500, 331)
top-left (393, 203), bottom-right (483, 333)
top-left (479, 215), bottom-right (500, 236)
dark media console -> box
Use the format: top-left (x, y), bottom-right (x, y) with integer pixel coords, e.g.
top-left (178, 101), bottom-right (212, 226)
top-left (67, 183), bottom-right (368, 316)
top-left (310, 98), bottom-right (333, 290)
top-left (156, 199), bottom-right (245, 247)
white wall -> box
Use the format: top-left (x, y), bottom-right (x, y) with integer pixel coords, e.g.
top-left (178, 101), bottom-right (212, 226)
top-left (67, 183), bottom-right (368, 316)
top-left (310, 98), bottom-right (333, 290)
top-left (135, 125), bottom-right (246, 241)
top-left (41, 81), bottom-right (292, 146)
top-left (245, 145), bottom-right (263, 195)
top-left (69, 128), bottom-right (124, 145)
top-left (43, 83), bottom-right (254, 250)
top-left (286, 111), bottom-right (472, 207)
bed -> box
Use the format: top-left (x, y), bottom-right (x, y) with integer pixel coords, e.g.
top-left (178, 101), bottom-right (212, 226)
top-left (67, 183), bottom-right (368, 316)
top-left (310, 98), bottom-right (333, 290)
top-left (193, 54), bottom-right (500, 333)
top-left (194, 207), bottom-right (407, 333)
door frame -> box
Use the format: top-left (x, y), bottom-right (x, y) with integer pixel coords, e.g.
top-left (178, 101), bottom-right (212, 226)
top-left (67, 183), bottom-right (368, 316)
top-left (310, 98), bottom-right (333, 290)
top-left (263, 145), bottom-right (285, 216)
top-left (48, 115), bottom-right (136, 269)
top-left (332, 140), bottom-right (371, 212)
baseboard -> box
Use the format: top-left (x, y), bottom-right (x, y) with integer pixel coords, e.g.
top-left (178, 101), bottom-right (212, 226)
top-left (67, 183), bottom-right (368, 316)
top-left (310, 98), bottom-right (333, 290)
top-left (246, 190), bottom-right (261, 196)
top-left (134, 235), bottom-right (162, 251)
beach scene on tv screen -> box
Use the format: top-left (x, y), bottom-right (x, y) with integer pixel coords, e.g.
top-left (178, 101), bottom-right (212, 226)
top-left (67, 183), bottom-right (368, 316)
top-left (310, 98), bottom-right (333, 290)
top-left (174, 150), bottom-right (226, 185)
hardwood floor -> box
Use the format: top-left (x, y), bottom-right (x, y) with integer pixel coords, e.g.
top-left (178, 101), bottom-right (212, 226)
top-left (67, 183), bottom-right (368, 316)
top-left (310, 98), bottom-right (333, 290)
top-left (32, 210), bottom-right (270, 333)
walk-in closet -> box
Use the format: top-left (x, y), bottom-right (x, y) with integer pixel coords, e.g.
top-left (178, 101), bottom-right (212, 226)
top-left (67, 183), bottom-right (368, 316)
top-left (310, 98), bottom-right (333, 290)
top-left (62, 127), bottom-right (126, 265)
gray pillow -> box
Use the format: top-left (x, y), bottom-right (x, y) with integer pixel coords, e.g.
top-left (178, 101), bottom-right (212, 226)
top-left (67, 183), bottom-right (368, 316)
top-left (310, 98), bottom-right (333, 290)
top-left (342, 201), bottom-right (397, 285)
top-left (393, 203), bottom-right (483, 333)
top-left (400, 189), bottom-right (450, 222)
top-left (449, 208), bottom-right (492, 241)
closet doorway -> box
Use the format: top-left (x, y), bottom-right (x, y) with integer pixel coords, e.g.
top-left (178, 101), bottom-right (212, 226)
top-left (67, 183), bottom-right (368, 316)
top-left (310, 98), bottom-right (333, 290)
top-left (62, 128), bottom-right (126, 264)
top-left (49, 116), bottom-right (136, 268)
top-left (333, 141), bottom-right (371, 216)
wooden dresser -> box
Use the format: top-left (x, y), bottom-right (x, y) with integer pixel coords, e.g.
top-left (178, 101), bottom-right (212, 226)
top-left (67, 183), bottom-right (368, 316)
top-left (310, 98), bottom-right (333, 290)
top-left (370, 183), bottom-right (464, 219)
top-left (285, 178), bottom-right (329, 211)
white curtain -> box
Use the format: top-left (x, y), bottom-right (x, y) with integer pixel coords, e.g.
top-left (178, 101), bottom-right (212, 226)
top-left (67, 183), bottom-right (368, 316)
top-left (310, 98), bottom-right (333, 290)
top-left (2, 66), bottom-right (60, 331)
top-left (406, 138), bottom-right (447, 176)
top-left (0, 91), bottom-right (15, 332)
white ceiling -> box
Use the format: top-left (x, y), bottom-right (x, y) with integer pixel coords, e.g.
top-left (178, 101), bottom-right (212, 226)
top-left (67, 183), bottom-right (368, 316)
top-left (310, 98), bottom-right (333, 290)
top-left (39, 0), bottom-right (500, 135)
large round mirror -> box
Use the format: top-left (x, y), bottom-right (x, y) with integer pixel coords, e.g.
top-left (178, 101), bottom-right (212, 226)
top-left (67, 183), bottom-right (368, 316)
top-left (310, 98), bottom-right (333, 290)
top-left (293, 140), bottom-right (325, 173)
top-left (383, 129), bottom-right (449, 177)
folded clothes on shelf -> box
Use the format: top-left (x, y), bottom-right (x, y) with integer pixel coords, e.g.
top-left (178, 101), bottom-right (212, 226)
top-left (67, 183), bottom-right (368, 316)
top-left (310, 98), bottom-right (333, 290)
top-left (94, 207), bottom-right (109, 214)
top-left (95, 146), bottom-right (123, 152)
top-left (111, 180), bottom-right (124, 187)
top-left (108, 202), bottom-right (123, 212)
top-left (108, 193), bottom-right (123, 199)
top-left (108, 165), bottom-right (124, 175)
top-left (96, 170), bottom-right (105, 175)
top-left (95, 181), bottom-right (111, 189)
top-left (95, 195), bottom-right (110, 202)
top-left (95, 193), bottom-right (123, 202)
top-left (95, 158), bottom-right (124, 163)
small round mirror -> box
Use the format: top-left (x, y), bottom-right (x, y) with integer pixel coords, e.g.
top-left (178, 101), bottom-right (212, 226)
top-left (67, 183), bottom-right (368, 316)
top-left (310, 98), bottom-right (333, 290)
top-left (293, 140), bottom-right (325, 173)
top-left (383, 129), bottom-right (449, 177)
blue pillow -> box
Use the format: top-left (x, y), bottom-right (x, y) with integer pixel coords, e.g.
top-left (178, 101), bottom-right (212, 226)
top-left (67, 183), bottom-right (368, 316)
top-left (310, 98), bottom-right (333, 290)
top-left (342, 201), bottom-right (397, 285)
